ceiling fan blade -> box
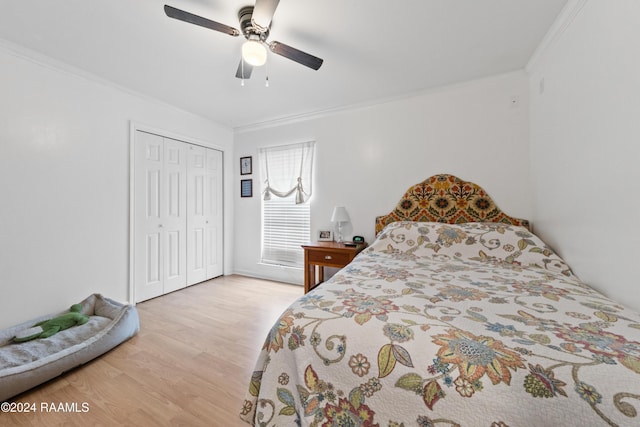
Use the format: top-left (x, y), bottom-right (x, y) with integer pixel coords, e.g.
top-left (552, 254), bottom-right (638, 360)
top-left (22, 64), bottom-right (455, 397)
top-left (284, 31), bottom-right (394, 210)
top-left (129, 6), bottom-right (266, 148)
top-left (235, 59), bottom-right (254, 79)
top-left (164, 5), bottom-right (240, 37)
top-left (269, 41), bottom-right (323, 70)
top-left (252, 0), bottom-right (280, 32)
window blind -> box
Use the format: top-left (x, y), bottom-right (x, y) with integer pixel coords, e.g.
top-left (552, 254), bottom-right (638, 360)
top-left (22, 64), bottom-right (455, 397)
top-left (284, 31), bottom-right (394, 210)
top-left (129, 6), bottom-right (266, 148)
top-left (259, 141), bottom-right (315, 268)
top-left (262, 195), bottom-right (310, 267)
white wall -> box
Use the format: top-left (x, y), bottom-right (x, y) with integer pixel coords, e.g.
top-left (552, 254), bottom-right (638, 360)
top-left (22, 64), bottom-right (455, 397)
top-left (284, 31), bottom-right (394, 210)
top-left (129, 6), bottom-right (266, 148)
top-left (0, 43), bottom-right (234, 329)
top-left (233, 71), bottom-right (532, 284)
top-left (528, 0), bottom-right (640, 311)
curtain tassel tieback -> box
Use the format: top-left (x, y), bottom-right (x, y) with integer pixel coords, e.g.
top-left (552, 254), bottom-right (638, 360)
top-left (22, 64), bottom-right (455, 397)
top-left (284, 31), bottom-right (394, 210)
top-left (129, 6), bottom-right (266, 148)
top-left (295, 177), bottom-right (305, 204)
top-left (263, 181), bottom-right (272, 201)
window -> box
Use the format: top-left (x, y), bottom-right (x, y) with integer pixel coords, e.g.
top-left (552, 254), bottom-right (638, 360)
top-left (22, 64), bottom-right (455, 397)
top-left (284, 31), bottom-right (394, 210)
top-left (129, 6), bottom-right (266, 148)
top-left (262, 195), bottom-right (310, 267)
top-left (260, 141), bottom-right (315, 268)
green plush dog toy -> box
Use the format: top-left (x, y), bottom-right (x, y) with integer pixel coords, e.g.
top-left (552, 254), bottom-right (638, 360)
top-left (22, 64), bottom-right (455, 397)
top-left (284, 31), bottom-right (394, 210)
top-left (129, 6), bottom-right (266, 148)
top-left (12, 304), bottom-right (89, 343)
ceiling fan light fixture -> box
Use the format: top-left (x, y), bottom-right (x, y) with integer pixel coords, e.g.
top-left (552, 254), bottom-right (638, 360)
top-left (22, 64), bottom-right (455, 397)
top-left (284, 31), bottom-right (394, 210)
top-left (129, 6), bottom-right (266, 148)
top-left (242, 40), bottom-right (267, 67)
top-left (164, 4), bottom-right (323, 80)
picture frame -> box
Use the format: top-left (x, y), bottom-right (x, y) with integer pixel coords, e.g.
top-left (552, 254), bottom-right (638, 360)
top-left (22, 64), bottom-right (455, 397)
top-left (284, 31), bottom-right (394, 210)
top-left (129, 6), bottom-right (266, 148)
top-left (240, 156), bottom-right (252, 175)
top-left (241, 179), bottom-right (253, 197)
top-left (317, 230), bottom-right (333, 241)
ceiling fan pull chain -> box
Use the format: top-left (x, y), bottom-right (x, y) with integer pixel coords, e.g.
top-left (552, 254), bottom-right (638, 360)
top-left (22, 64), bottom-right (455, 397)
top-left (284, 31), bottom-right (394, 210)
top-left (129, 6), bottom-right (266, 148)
top-left (265, 56), bottom-right (269, 87)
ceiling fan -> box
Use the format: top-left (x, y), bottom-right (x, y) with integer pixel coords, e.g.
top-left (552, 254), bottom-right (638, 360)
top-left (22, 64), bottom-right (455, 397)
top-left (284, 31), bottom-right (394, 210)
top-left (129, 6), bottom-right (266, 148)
top-left (164, 0), bottom-right (323, 81)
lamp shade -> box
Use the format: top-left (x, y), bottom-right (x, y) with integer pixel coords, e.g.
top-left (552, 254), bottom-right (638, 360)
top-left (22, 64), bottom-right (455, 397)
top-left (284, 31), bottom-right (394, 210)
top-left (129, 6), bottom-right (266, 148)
top-left (331, 206), bottom-right (350, 223)
top-left (242, 40), bottom-right (267, 66)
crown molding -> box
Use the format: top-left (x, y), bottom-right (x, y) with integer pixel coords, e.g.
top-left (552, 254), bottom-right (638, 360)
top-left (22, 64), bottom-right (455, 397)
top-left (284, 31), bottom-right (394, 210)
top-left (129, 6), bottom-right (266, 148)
top-left (0, 37), bottom-right (139, 96)
top-left (0, 38), bottom-right (231, 130)
top-left (526, 0), bottom-right (589, 72)
top-left (234, 69), bottom-right (527, 134)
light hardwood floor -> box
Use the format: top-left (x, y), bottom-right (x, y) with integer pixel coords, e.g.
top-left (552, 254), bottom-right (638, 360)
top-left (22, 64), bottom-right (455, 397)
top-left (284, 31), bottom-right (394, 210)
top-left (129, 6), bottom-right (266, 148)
top-left (2, 275), bottom-right (302, 426)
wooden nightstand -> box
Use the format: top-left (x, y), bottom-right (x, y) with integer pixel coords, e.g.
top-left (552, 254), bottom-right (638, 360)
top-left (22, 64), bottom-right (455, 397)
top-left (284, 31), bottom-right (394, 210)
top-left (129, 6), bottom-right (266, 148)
top-left (302, 241), bottom-right (368, 293)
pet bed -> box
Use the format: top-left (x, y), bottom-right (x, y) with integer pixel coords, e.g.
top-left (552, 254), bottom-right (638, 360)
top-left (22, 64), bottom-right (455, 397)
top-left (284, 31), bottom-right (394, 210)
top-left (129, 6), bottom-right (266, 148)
top-left (0, 294), bottom-right (139, 401)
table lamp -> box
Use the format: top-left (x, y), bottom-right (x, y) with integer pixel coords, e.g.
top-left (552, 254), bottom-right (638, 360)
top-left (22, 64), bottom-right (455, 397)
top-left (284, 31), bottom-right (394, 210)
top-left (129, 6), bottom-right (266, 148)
top-left (331, 206), bottom-right (350, 243)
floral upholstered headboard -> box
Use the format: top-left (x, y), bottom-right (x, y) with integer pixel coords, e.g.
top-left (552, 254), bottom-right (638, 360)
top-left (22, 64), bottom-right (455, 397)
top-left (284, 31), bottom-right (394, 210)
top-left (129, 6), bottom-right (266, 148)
top-left (375, 174), bottom-right (531, 235)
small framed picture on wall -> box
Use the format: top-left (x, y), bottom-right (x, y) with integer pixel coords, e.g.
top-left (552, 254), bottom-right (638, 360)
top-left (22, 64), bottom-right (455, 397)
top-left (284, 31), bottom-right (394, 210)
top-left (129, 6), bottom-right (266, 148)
top-left (241, 179), bottom-right (253, 197)
top-left (240, 156), bottom-right (252, 175)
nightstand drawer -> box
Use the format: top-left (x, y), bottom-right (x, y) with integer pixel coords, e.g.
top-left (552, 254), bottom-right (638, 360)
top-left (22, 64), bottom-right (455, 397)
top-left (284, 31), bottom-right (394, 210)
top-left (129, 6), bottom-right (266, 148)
top-left (308, 250), bottom-right (351, 265)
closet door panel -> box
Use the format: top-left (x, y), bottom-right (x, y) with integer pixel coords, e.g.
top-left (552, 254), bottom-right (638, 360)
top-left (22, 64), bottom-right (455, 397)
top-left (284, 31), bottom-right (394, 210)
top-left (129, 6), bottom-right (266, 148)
top-left (186, 145), bottom-right (207, 285)
top-left (205, 148), bottom-right (223, 278)
top-left (146, 233), bottom-right (161, 283)
top-left (134, 132), bottom-right (164, 302)
top-left (166, 231), bottom-right (180, 276)
top-left (162, 138), bottom-right (187, 293)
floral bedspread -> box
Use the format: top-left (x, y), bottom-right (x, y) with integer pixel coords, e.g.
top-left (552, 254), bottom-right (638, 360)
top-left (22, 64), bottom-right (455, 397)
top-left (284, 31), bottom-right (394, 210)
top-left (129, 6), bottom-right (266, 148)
top-left (241, 222), bottom-right (640, 426)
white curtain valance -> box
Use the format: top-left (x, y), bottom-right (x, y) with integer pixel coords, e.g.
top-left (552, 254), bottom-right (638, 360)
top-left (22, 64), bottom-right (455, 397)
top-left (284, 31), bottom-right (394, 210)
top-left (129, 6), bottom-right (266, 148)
top-left (259, 141), bottom-right (315, 204)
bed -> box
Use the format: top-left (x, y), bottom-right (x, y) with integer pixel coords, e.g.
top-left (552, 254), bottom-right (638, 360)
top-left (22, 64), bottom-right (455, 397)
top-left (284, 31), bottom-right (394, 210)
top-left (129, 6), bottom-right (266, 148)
top-left (240, 174), bottom-right (640, 426)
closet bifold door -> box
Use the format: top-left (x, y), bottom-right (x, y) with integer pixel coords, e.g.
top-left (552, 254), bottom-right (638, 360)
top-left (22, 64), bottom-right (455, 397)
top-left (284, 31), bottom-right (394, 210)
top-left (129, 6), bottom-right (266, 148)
top-left (134, 132), bottom-right (187, 302)
top-left (205, 148), bottom-right (223, 279)
top-left (162, 138), bottom-right (188, 293)
top-left (186, 145), bottom-right (208, 285)
top-left (186, 146), bottom-right (224, 285)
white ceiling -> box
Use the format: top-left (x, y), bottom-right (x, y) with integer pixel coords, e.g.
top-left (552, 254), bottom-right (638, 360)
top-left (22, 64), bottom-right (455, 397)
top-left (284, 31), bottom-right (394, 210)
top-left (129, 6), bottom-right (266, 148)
top-left (0, 0), bottom-right (567, 129)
